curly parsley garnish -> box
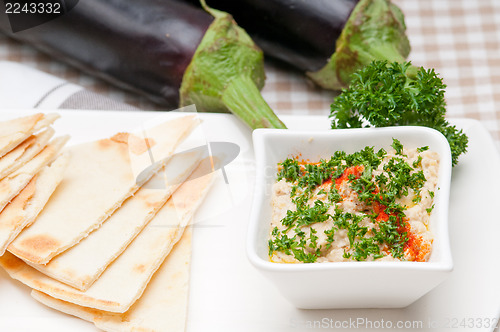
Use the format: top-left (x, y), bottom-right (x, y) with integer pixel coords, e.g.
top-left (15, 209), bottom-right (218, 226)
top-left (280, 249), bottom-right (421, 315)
top-left (330, 61), bottom-right (467, 166)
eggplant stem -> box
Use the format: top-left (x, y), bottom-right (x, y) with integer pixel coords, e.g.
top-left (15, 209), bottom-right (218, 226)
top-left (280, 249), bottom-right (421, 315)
top-left (222, 75), bottom-right (287, 129)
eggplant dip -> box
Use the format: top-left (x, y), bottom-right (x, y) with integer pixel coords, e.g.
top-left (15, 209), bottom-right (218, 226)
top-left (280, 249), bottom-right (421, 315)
top-left (269, 139), bottom-right (439, 263)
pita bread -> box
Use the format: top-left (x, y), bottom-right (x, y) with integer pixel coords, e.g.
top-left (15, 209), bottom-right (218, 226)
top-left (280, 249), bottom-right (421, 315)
top-left (0, 159), bottom-right (213, 313)
top-left (0, 113), bottom-right (59, 158)
top-left (8, 115), bottom-right (197, 265)
top-left (0, 136), bottom-right (69, 213)
top-left (28, 150), bottom-right (201, 291)
top-left (31, 228), bottom-right (193, 332)
top-left (0, 127), bottom-right (55, 180)
top-left (0, 153), bottom-right (69, 255)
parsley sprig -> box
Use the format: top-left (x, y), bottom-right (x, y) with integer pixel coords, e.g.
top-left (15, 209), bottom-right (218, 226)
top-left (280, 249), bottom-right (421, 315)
top-left (330, 61), bottom-right (468, 166)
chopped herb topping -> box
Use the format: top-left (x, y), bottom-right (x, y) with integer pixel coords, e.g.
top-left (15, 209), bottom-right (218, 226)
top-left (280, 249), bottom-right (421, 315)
top-left (391, 139), bottom-right (405, 156)
top-left (276, 158), bottom-right (301, 182)
top-left (269, 139), bottom-right (436, 263)
top-left (413, 156), bottom-right (423, 168)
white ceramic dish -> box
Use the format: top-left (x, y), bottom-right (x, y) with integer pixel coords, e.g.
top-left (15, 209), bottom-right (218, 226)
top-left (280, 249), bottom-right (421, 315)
top-left (248, 126), bottom-right (453, 309)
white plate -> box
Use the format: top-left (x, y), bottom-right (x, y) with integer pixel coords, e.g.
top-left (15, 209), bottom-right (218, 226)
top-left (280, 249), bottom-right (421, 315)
top-left (0, 110), bottom-right (499, 332)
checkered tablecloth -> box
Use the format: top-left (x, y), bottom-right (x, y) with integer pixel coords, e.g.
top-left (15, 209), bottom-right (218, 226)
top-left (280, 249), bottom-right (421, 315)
top-left (0, 0), bottom-right (499, 149)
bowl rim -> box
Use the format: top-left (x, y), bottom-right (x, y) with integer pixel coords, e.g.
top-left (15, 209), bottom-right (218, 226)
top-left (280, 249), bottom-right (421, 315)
top-left (247, 126), bottom-right (453, 273)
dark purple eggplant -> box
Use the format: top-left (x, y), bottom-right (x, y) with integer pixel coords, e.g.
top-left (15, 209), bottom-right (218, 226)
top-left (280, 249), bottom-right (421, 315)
top-left (185, 0), bottom-right (357, 72)
top-left (0, 0), bottom-right (286, 129)
top-left (184, 0), bottom-right (411, 90)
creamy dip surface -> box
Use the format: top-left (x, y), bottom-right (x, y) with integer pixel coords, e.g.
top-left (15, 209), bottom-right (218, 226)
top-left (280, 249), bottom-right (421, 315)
top-left (269, 139), bottom-right (439, 263)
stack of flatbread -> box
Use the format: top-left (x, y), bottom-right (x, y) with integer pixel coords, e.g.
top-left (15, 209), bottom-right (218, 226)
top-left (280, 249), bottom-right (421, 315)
top-left (0, 113), bottom-right (215, 332)
top-left (0, 113), bottom-right (69, 254)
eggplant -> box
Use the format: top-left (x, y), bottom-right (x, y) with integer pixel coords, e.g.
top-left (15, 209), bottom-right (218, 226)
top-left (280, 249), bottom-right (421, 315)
top-left (184, 0), bottom-right (410, 90)
top-left (0, 0), bottom-right (286, 129)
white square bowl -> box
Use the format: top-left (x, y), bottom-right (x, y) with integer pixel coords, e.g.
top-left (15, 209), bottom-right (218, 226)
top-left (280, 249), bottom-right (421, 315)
top-left (247, 126), bottom-right (453, 309)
